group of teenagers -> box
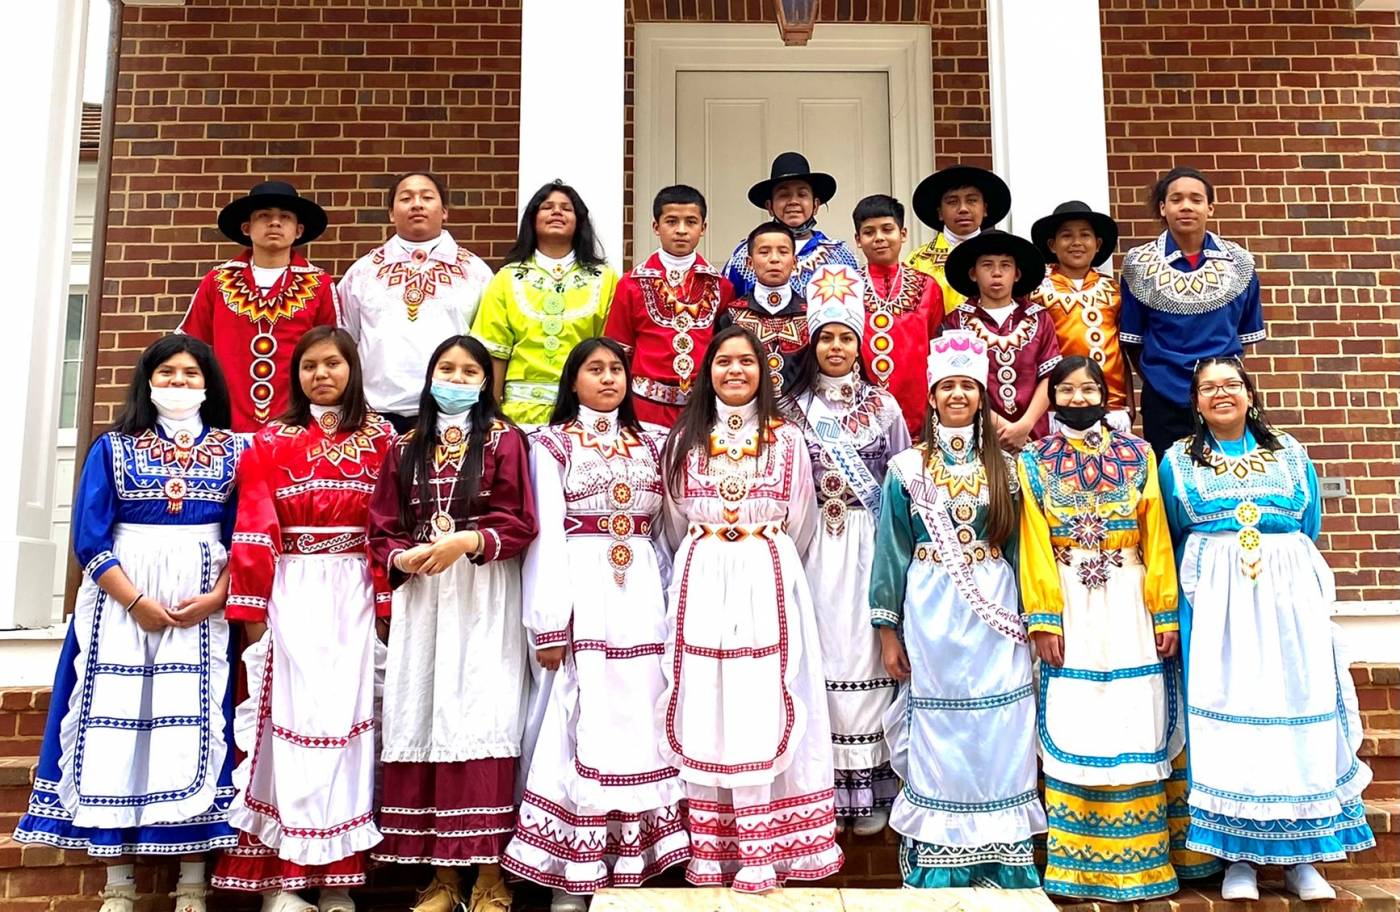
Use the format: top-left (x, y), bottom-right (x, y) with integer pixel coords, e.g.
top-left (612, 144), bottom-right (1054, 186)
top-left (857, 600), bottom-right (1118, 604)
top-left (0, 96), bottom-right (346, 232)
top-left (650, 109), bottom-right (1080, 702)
top-left (16, 152), bottom-right (1375, 912)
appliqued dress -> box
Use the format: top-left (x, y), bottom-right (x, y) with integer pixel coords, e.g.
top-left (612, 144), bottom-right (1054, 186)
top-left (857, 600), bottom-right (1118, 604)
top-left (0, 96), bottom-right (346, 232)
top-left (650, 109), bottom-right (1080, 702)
top-left (14, 422), bottom-right (246, 856)
top-left (179, 250), bottom-right (340, 432)
top-left (367, 415), bottom-right (537, 866)
top-left (715, 292), bottom-right (810, 397)
top-left (1018, 426), bottom-right (1183, 901)
top-left (1160, 431), bottom-right (1375, 865)
top-left (212, 410), bottom-right (394, 892)
top-left (1030, 266), bottom-right (1131, 431)
top-left (905, 232), bottom-right (968, 312)
top-left (502, 407), bottom-right (689, 892)
top-left (722, 230), bottom-right (858, 300)
top-left (870, 429), bottom-right (1044, 888)
top-left (942, 300), bottom-right (1061, 439)
top-left (861, 262), bottom-right (945, 438)
top-left (791, 375), bottom-right (910, 821)
top-left (338, 232), bottom-right (495, 417)
top-left (605, 252), bottom-right (733, 428)
top-left (472, 255), bottom-right (619, 427)
top-left (659, 401), bottom-right (843, 892)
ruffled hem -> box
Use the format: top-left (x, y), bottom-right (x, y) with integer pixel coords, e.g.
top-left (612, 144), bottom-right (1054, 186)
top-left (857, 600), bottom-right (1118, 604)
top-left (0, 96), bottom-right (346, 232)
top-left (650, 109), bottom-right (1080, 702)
top-left (14, 814), bottom-right (237, 857)
top-left (834, 765), bottom-right (899, 819)
top-left (227, 803), bottom-right (382, 868)
top-left (683, 842), bottom-right (845, 892)
top-left (1184, 801), bottom-right (1377, 865)
top-left (889, 789), bottom-right (1047, 848)
top-left (1042, 871), bottom-right (1179, 902)
top-left (211, 837), bottom-right (368, 893)
top-left (1040, 755), bottom-right (1176, 788)
top-left (1188, 788), bottom-right (1343, 822)
top-left (832, 740), bottom-right (891, 771)
top-left (898, 839), bottom-right (1040, 890)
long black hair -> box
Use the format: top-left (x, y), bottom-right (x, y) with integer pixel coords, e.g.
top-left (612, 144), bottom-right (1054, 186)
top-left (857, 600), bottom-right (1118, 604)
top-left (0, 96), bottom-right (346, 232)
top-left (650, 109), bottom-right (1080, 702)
top-left (662, 325), bottom-right (779, 498)
top-left (504, 180), bottom-right (606, 268)
top-left (548, 337), bottom-right (642, 432)
top-left (111, 335), bottom-right (232, 435)
top-left (1186, 356), bottom-right (1282, 467)
top-left (779, 321), bottom-right (869, 409)
top-left (279, 326), bottom-right (370, 431)
top-left (921, 377), bottom-right (1017, 547)
top-left (397, 335), bottom-right (507, 530)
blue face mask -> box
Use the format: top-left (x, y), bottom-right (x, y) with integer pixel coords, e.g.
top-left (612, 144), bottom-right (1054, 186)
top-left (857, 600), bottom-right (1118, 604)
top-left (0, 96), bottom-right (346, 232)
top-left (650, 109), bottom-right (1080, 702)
top-left (431, 381), bottom-right (481, 416)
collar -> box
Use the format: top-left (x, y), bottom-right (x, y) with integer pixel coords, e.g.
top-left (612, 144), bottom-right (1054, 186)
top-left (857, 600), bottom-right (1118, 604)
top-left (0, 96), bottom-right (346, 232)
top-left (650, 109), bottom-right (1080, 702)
top-left (157, 414), bottom-right (204, 442)
top-left (814, 371), bottom-right (859, 405)
top-left (634, 251), bottom-right (717, 279)
top-left (435, 408), bottom-right (471, 436)
top-left (1160, 230), bottom-right (1226, 265)
top-left (752, 281), bottom-right (794, 314)
top-left (576, 404), bottom-right (620, 438)
top-left (715, 397), bottom-right (759, 431)
top-left (935, 421), bottom-right (976, 460)
top-left (1207, 426), bottom-right (1254, 455)
top-left (657, 248), bottom-right (697, 279)
top-left (867, 260), bottom-right (901, 282)
top-left (310, 403), bottom-right (344, 435)
top-left (384, 230), bottom-right (459, 265)
top-left (1047, 265), bottom-right (1105, 291)
top-left (533, 250), bottom-right (577, 280)
top-left (943, 226), bottom-right (979, 247)
top-left (226, 249), bottom-right (310, 271)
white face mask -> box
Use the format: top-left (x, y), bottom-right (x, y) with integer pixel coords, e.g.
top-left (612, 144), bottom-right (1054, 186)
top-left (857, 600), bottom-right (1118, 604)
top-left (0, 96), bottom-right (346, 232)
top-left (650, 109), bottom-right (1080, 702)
top-left (149, 384), bottom-right (206, 420)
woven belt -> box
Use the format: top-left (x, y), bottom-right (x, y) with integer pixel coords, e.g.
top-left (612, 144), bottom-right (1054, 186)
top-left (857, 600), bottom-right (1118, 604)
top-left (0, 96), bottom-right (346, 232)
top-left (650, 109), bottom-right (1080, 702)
top-left (690, 520), bottom-right (785, 542)
top-left (631, 375), bottom-right (689, 407)
top-left (913, 541), bottom-right (1002, 566)
top-left (565, 512), bottom-right (654, 538)
top-left (282, 526), bottom-right (367, 556)
top-left (504, 381), bottom-right (559, 404)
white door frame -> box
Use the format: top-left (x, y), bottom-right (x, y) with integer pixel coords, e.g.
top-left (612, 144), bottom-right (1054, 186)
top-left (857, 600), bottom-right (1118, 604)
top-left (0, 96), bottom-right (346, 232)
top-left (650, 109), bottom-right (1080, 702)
top-left (633, 23), bottom-right (935, 266)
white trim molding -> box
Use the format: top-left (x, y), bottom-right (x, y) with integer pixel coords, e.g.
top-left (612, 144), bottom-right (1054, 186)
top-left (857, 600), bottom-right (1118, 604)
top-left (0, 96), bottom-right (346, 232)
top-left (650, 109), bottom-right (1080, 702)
top-left (1354, 0), bottom-right (1400, 9)
top-left (633, 22), bottom-right (935, 265)
top-left (1333, 600), bottom-right (1400, 664)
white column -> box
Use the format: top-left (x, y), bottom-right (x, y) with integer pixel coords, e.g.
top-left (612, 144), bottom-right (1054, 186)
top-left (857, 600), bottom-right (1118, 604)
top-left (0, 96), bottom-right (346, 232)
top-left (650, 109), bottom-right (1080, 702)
top-left (0, 0), bottom-right (89, 627)
top-left (518, 0), bottom-right (625, 272)
top-left (987, 0), bottom-right (1110, 237)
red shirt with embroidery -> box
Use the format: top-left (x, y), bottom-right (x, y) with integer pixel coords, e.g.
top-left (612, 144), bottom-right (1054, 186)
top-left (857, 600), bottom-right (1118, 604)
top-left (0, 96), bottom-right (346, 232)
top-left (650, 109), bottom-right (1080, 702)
top-left (604, 252), bottom-right (734, 428)
top-left (178, 250), bottom-right (341, 432)
top-left (861, 261), bottom-right (945, 438)
top-left (941, 298), bottom-right (1063, 438)
top-left (227, 414), bottom-right (396, 622)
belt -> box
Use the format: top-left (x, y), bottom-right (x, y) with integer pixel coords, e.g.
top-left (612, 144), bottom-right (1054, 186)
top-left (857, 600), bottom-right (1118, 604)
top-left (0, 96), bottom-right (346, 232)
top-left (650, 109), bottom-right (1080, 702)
top-left (689, 520), bottom-right (785, 542)
top-left (565, 512), bottom-right (654, 538)
top-left (504, 381), bottom-right (560, 404)
top-left (913, 541), bottom-right (1002, 566)
top-left (631, 376), bottom-right (689, 407)
top-left (281, 526), bottom-right (367, 556)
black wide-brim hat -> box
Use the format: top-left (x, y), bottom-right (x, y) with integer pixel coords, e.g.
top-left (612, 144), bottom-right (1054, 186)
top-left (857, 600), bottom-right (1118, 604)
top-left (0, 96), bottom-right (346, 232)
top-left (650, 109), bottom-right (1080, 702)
top-left (747, 151), bottom-right (838, 209)
top-left (911, 165), bottom-right (1011, 232)
top-left (217, 180), bottom-right (328, 247)
top-left (944, 229), bottom-right (1044, 300)
top-left (1030, 200), bottom-right (1119, 268)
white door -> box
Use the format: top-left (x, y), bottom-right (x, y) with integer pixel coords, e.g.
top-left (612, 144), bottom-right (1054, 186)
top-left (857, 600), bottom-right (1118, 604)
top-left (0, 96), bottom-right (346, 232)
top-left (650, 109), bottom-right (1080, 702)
top-left (672, 70), bottom-right (892, 268)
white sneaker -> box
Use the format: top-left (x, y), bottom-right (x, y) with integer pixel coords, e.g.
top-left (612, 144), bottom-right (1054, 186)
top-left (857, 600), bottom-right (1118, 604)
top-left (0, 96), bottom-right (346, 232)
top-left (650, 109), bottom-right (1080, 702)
top-left (1284, 863), bottom-right (1336, 901)
top-left (1220, 862), bottom-right (1259, 901)
top-left (852, 807), bottom-right (889, 837)
top-left (97, 884), bottom-right (137, 912)
top-left (551, 888), bottom-right (588, 912)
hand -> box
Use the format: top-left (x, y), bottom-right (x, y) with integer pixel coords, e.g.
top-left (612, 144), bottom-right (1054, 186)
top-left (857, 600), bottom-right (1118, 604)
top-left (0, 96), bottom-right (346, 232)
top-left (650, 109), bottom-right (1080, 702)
top-left (129, 596), bottom-right (177, 633)
top-left (395, 545), bottom-right (431, 574)
top-left (998, 419), bottom-right (1032, 453)
top-left (166, 590), bottom-right (225, 628)
top-left (244, 621), bottom-right (267, 644)
top-left (879, 629), bottom-right (911, 681)
top-left (536, 645), bottom-right (566, 671)
top-left (417, 532), bottom-right (478, 576)
top-left (1031, 630), bottom-right (1064, 667)
top-left (1155, 630), bottom-right (1179, 658)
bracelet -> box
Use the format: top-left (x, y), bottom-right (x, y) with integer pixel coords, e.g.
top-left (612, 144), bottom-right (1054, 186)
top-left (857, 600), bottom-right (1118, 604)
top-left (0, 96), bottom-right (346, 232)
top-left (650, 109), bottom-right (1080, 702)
top-left (126, 592), bottom-right (144, 613)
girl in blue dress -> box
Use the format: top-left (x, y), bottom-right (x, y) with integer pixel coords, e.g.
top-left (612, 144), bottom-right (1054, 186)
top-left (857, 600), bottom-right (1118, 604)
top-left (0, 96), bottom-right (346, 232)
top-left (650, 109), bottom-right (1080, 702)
top-left (14, 336), bottom-right (246, 912)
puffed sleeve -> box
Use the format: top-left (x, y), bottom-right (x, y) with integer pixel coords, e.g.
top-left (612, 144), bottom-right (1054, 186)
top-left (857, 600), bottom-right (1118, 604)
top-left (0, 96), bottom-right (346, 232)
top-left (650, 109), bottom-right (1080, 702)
top-left (367, 442), bottom-right (418, 593)
top-left (1237, 272), bottom-right (1265, 346)
top-left (463, 256), bottom-right (495, 329)
top-left (1301, 446), bottom-right (1322, 541)
top-left (869, 467), bottom-right (914, 629)
top-left (227, 435), bottom-right (282, 622)
top-left (336, 262), bottom-right (362, 343)
top-left (315, 274), bottom-right (341, 331)
top-left (885, 407), bottom-right (913, 457)
top-left (219, 435), bottom-right (249, 550)
top-left (72, 434), bottom-right (121, 581)
top-left (520, 432), bottom-right (571, 648)
top-left (604, 277), bottom-right (639, 358)
top-left (722, 238), bottom-right (754, 300)
top-left (922, 274), bottom-right (946, 338)
top-left (471, 426), bottom-right (538, 564)
top-left (176, 273), bottom-right (216, 342)
top-left (832, 240), bottom-right (860, 271)
top-left (1138, 455), bottom-right (1180, 633)
top-left (594, 266), bottom-right (619, 335)
top-left (471, 269), bottom-right (518, 361)
top-left (662, 449), bottom-right (691, 552)
top-left (1157, 448), bottom-right (1192, 549)
top-left (1015, 453), bottom-right (1064, 636)
top-left (1034, 309), bottom-right (1063, 378)
top-left (785, 429), bottom-right (817, 557)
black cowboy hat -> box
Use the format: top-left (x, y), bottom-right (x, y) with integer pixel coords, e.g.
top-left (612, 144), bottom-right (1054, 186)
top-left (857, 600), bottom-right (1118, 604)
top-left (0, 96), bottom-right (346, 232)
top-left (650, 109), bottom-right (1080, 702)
top-left (217, 181), bottom-right (329, 247)
top-left (746, 152), bottom-right (838, 209)
top-left (1030, 200), bottom-right (1119, 268)
top-left (911, 165), bottom-right (1011, 232)
top-left (944, 229), bottom-right (1044, 300)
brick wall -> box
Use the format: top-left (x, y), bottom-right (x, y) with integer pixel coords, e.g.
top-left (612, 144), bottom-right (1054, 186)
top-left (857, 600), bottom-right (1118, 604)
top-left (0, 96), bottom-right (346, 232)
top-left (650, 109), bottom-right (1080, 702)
top-left (95, 0), bottom-right (525, 425)
top-left (1099, 0), bottom-right (1400, 601)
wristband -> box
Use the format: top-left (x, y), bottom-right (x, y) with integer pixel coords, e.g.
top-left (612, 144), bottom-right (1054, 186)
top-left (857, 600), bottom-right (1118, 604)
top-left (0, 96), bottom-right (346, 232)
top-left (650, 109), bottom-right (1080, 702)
top-left (126, 592), bottom-right (144, 613)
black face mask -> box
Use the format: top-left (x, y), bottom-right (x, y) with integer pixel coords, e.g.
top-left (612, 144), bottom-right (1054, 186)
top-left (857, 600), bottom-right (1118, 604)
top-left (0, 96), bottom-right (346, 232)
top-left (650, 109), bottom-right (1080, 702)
top-left (1056, 404), bottom-right (1107, 431)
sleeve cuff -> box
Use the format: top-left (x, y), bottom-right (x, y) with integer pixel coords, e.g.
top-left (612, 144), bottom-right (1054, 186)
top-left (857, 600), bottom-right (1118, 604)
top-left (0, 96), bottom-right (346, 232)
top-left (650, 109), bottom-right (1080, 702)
top-left (534, 628), bottom-right (569, 648)
top-left (84, 551), bottom-right (119, 582)
top-left (872, 607), bottom-right (901, 629)
top-left (225, 595), bottom-right (268, 623)
top-left (1024, 613), bottom-right (1064, 636)
top-left (1239, 329), bottom-right (1266, 344)
top-left (1037, 354), bottom-right (1063, 377)
top-left (1120, 332), bottom-right (1144, 346)
top-left (1152, 611), bottom-right (1180, 633)
top-left (478, 338), bottom-right (512, 359)
top-left (470, 528), bottom-right (502, 564)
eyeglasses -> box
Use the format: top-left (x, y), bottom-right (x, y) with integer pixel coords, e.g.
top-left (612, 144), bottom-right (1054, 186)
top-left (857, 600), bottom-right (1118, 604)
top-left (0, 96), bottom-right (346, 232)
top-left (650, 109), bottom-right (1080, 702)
top-left (1197, 380), bottom-right (1246, 398)
top-left (1053, 384), bottom-right (1104, 400)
